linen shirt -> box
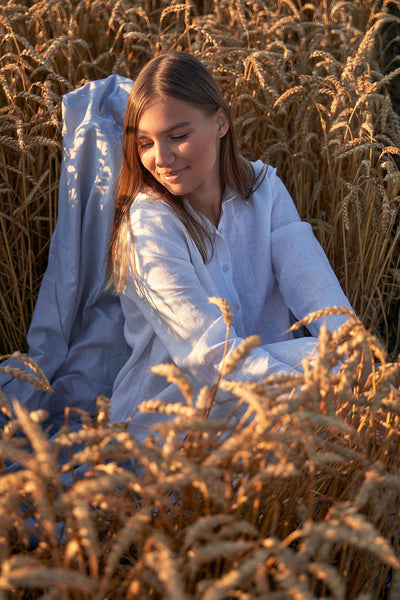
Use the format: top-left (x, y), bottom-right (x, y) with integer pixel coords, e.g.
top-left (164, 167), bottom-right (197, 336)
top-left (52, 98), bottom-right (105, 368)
top-left (110, 160), bottom-right (352, 438)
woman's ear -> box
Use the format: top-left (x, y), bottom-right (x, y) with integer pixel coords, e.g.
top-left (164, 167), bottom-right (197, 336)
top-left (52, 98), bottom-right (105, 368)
top-left (216, 108), bottom-right (229, 138)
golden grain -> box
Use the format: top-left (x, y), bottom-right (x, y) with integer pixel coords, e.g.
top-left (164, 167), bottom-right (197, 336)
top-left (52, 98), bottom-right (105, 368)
top-left (1, 2), bottom-right (400, 598)
top-left (151, 364), bottom-right (194, 406)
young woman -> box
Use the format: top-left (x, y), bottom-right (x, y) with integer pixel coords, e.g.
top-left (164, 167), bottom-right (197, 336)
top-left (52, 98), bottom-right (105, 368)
top-left (107, 51), bottom-right (352, 439)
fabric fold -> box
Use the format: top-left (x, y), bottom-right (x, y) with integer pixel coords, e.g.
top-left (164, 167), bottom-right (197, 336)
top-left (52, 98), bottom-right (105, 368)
top-left (1, 74), bottom-right (133, 433)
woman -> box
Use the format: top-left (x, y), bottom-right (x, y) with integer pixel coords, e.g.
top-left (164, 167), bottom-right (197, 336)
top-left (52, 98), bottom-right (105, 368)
top-left (107, 51), bottom-right (352, 439)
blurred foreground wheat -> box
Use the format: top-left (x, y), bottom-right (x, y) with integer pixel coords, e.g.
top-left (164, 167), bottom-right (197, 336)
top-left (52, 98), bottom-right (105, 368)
top-left (1, 2), bottom-right (400, 597)
top-left (0, 0), bottom-right (399, 355)
top-left (0, 305), bottom-right (399, 598)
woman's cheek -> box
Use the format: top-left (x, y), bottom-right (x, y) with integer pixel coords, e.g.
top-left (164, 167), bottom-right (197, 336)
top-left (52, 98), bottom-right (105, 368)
top-left (140, 151), bottom-right (154, 171)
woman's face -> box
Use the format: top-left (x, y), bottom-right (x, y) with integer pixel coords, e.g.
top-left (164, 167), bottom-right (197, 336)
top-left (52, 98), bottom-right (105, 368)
top-left (135, 96), bottom-right (229, 211)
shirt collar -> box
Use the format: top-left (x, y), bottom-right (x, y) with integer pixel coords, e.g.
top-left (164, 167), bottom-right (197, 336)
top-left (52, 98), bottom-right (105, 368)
top-left (222, 185), bottom-right (237, 204)
top-left (182, 186), bottom-right (239, 229)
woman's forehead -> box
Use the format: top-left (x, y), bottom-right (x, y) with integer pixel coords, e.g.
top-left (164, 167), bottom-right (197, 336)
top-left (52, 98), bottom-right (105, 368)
top-left (136, 97), bottom-right (208, 134)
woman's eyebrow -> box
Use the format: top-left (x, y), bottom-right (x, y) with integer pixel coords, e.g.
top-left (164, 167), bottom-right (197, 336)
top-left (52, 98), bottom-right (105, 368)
top-left (136, 121), bottom-right (191, 136)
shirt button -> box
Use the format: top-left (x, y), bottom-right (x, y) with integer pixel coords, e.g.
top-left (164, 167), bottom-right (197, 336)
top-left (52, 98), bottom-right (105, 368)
top-left (222, 264), bottom-right (229, 272)
top-left (219, 227), bottom-right (224, 234)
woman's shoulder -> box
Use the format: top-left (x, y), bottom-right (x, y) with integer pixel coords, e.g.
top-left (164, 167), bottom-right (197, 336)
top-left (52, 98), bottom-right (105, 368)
top-left (249, 160), bottom-right (301, 226)
top-left (250, 159), bottom-right (278, 184)
top-left (129, 192), bottom-right (188, 237)
top-left (246, 160), bottom-right (285, 203)
top-left (131, 190), bottom-right (170, 211)
top-left (130, 192), bottom-right (176, 220)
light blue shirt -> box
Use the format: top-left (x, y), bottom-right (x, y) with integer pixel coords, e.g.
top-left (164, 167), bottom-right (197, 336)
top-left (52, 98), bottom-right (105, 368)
top-left (110, 161), bottom-right (352, 438)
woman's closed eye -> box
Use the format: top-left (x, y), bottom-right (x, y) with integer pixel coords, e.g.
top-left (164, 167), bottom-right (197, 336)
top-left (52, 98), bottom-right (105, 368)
top-left (137, 132), bottom-right (189, 150)
top-left (170, 132), bottom-right (189, 141)
top-left (137, 139), bottom-right (153, 150)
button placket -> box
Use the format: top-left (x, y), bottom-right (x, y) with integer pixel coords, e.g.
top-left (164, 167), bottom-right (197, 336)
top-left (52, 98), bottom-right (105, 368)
top-left (216, 230), bottom-right (231, 273)
top-left (216, 200), bottom-right (243, 329)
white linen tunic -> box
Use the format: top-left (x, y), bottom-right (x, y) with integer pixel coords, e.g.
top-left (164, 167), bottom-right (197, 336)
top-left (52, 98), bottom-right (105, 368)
top-left (110, 160), bottom-right (352, 438)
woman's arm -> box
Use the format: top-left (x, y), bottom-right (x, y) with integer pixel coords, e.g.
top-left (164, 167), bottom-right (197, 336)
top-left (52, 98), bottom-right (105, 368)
top-left (266, 168), bottom-right (353, 335)
top-left (123, 199), bottom-right (299, 387)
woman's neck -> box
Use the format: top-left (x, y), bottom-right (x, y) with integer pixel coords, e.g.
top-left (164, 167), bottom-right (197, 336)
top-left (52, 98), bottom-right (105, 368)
top-left (187, 183), bottom-right (224, 227)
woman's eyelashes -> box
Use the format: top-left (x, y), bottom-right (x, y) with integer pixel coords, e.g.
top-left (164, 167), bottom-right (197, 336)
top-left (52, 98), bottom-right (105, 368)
top-left (137, 132), bottom-right (190, 151)
top-left (137, 140), bottom-right (152, 150)
top-left (170, 132), bottom-right (189, 141)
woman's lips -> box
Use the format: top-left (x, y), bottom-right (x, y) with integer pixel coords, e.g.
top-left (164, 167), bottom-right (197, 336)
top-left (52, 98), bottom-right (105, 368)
top-left (159, 167), bottom-right (187, 183)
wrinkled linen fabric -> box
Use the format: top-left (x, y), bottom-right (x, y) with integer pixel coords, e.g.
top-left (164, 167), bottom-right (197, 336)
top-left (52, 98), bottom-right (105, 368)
top-left (0, 74), bottom-right (132, 433)
top-left (110, 162), bottom-right (353, 441)
top-left (0, 74), bottom-right (352, 445)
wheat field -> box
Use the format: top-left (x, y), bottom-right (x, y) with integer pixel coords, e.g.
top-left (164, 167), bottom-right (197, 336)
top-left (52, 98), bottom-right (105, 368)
top-left (1, 0), bottom-right (400, 356)
top-left (0, 305), bottom-right (400, 598)
top-left (1, 0), bottom-right (400, 598)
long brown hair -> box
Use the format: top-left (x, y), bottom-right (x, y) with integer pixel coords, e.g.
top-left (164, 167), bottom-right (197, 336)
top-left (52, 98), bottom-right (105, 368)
top-left (107, 51), bottom-right (256, 293)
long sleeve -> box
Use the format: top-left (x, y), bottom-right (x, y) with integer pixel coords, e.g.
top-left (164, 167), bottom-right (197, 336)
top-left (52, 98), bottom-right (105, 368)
top-left (122, 198), bottom-right (298, 388)
top-left (110, 162), bottom-right (353, 434)
top-left (266, 167), bottom-right (352, 335)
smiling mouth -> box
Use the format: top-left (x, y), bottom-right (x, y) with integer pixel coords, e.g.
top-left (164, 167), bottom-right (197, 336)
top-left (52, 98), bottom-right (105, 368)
top-left (159, 167), bottom-right (187, 183)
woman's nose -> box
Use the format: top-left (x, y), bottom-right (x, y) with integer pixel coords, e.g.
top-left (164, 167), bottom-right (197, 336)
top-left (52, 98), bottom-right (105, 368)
top-left (155, 141), bottom-right (174, 168)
